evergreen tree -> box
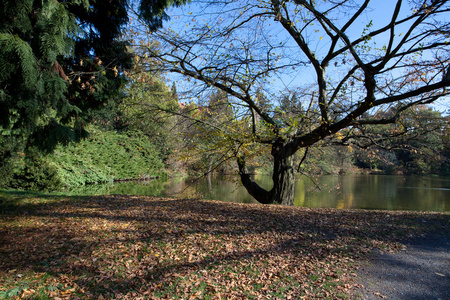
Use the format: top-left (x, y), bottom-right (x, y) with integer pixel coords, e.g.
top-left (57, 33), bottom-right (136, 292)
top-left (0, 0), bottom-right (188, 187)
top-left (0, 0), bottom-right (83, 150)
top-left (171, 81), bottom-right (178, 100)
top-left (0, 0), bottom-right (189, 149)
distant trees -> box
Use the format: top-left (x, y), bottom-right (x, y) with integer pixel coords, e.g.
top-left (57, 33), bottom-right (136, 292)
top-left (119, 56), bottom-right (180, 164)
top-left (177, 90), bottom-right (237, 174)
top-left (138, 0), bottom-right (450, 205)
top-left (353, 106), bottom-right (448, 175)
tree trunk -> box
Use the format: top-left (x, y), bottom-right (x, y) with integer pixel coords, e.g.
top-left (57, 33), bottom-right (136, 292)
top-left (237, 156), bottom-right (271, 204)
top-left (268, 142), bottom-right (295, 205)
top-left (237, 141), bottom-right (296, 205)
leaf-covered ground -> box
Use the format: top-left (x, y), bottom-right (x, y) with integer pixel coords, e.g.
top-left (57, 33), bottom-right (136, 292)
top-left (0, 191), bottom-right (448, 299)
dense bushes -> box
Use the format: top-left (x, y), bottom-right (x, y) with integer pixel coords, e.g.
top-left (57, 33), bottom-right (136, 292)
top-left (50, 127), bottom-right (166, 186)
top-left (7, 150), bottom-right (61, 191)
top-left (3, 127), bottom-right (166, 190)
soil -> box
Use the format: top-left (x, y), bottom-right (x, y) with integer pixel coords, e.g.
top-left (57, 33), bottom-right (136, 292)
top-left (352, 228), bottom-right (450, 300)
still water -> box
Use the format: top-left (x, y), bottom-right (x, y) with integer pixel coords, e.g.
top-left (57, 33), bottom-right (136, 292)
top-left (61, 175), bottom-right (450, 211)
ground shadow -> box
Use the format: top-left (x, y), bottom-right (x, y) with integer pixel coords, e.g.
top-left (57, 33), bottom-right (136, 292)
top-left (1, 191), bottom-right (448, 299)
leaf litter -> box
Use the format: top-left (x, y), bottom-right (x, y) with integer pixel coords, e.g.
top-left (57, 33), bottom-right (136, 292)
top-left (0, 193), bottom-right (448, 299)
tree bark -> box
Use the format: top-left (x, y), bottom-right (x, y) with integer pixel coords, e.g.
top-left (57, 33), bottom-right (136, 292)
top-left (237, 141), bottom-right (296, 205)
top-left (52, 60), bottom-right (68, 81)
top-left (268, 142), bottom-right (295, 205)
top-left (237, 156), bottom-right (271, 204)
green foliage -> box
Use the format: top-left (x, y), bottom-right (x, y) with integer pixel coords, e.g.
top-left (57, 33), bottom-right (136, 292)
top-left (120, 66), bottom-right (179, 162)
top-left (354, 106), bottom-right (447, 176)
top-left (9, 149), bottom-right (61, 191)
top-left (1, 126), bottom-right (166, 190)
top-left (439, 123), bottom-right (450, 175)
top-left (0, 136), bottom-right (26, 188)
top-left (0, 0), bottom-right (188, 190)
top-left (303, 147), bottom-right (344, 175)
top-left (138, 0), bottom-right (191, 30)
top-left (0, 0), bottom-right (188, 154)
top-left (48, 126), bottom-right (166, 187)
top-left (0, 286), bottom-right (24, 299)
top-left (0, 0), bottom-right (82, 131)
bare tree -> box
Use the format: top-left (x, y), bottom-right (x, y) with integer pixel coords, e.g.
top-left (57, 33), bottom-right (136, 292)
top-left (133, 0), bottom-right (450, 205)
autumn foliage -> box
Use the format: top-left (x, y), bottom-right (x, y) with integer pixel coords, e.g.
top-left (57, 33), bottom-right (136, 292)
top-left (1, 192), bottom-right (448, 299)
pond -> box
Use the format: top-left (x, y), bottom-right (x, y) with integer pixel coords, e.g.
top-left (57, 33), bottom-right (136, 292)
top-left (60, 175), bottom-right (450, 212)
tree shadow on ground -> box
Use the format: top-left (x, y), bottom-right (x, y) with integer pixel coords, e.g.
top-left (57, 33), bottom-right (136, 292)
top-left (353, 231), bottom-right (450, 300)
top-left (0, 191), bottom-right (448, 299)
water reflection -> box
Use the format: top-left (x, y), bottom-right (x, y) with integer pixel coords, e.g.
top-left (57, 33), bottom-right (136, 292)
top-left (60, 175), bottom-right (450, 211)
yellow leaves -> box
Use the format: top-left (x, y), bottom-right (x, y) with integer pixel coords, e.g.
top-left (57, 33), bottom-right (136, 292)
top-left (335, 131), bottom-right (344, 140)
top-left (60, 287), bottom-right (76, 295)
top-left (20, 288), bottom-right (36, 298)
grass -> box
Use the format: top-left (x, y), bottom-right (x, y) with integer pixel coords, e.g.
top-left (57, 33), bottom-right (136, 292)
top-left (0, 189), bottom-right (448, 299)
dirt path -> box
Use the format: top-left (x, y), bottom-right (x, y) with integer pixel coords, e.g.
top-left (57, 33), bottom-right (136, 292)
top-left (352, 232), bottom-right (450, 300)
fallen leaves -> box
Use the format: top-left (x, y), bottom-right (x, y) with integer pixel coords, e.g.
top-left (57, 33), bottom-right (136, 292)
top-left (0, 194), bottom-right (448, 299)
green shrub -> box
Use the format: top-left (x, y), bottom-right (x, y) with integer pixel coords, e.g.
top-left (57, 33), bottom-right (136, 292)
top-left (48, 126), bottom-right (166, 187)
top-left (2, 126), bottom-right (167, 190)
top-left (10, 150), bottom-right (61, 191)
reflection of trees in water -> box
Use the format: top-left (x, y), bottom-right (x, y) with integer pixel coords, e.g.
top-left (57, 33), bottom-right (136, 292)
top-left (400, 177), bottom-right (449, 211)
top-left (60, 175), bottom-right (448, 211)
top-left (161, 178), bottom-right (190, 197)
top-left (189, 176), bottom-right (259, 204)
top-left (62, 179), bottom-right (171, 197)
top-left (62, 184), bottom-right (114, 195)
top-left (294, 175), bottom-right (449, 211)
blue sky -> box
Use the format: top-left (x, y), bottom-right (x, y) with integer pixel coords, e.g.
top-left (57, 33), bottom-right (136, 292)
top-left (151, 0), bottom-right (449, 112)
